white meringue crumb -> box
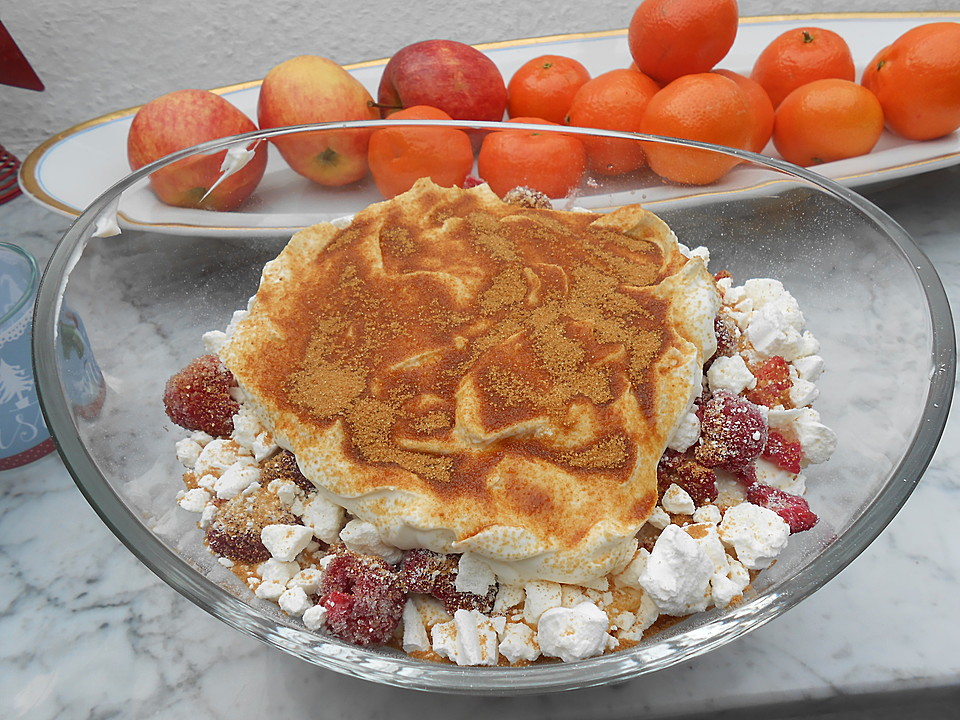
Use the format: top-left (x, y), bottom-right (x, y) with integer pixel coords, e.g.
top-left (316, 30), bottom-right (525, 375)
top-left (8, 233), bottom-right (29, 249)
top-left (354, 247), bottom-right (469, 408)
top-left (302, 604), bottom-right (328, 631)
top-left (661, 484), bottom-right (696, 515)
top-left (432, 609), bottom-right (500, 666)
top-left (647, 506), bottom-right (671, 529)
top-left (707, 354), bottom-right (757, 395)
top-left (523, 580), bottom-right (563, 624)
top-left (287, 568), bottom-right (322, 595)
top-left (339, 519), bottom-right (403, 564)
top-left (499, 622), bottom-right (540, 663)
top-left (493, 583), bottom-right (525, 613)
top-left (692, 503), bottom-right (722, 525)
top-left (213, 462), bottom-right (261, 500)
top-left (300, 495), bottom-right (346, 545)
top-left (667, 410), bottom-right (701, 452)
top-left (279, 586), bottom-right (313, 616)
top-left (456, 553), bottom-right (497, 595)
top-left (402, 599), bottom-right (431, 653)
top-left (613, 547), bottom-right (649, 590)
top-left (177, 487), bottom-right (211, 513)
top-left (638, 524), bottom-right (713, 616)
top-left (537, 602), bottom-right (614, 663)
top-left (175, 438), bottom-right (204, 468)
top-left (718, 502), bottom-right (790, 570)
top-left (260, 524), bottom-right (314, 562)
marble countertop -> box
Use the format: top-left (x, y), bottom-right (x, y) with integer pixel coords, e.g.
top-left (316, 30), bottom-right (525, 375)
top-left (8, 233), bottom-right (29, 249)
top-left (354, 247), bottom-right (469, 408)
top-left (2, 163), bottom-right (960, 719)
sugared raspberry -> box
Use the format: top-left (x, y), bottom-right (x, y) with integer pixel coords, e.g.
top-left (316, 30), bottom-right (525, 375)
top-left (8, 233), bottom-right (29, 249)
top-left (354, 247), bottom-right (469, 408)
top-left (261, 450), bottom-right (314, 493)
top-left (710, 312), bottom-right (740, 363)
top-left (762, 431), bottom-right (803, 474)
top-left (462, 175), bottom-right (484, 189)
top-left (746, 483), bottom-right (819, 533)
top-left (163, 355), bottom-right (239, 437)
top-left (733, 464), bottom-right (758, 487)
top-left (398, 548), bottom-right (446, 595)
top-left (205, 485), bottom-right (298, 563)
top-left (657, 450), bottom-right (718, 506)
top-left (503, 186), bottom-right (552, 209)
top-left (318, 549), bottom-right (405, 646)
top-left (399, 549), bottom-right (497, 614)
top-left (696, 390), bottom-right (768, 472)
top-left (745, 356), bottom-right (792, 409)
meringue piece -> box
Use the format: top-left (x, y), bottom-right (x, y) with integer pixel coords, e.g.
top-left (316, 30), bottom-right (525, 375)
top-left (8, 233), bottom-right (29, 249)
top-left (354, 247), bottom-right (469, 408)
top-left (638, 524), bottom-right (713, 616)
top-left (718, 502), bottom-right (790, 570)
top-left (260, 524), bottom-right (314, 562)
top-left (537, 602), bottom-right (615, 662)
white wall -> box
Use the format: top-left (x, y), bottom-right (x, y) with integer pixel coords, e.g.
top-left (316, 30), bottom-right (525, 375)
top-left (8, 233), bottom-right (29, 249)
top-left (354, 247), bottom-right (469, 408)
top-left (1, 0), bottom-right (957, 160)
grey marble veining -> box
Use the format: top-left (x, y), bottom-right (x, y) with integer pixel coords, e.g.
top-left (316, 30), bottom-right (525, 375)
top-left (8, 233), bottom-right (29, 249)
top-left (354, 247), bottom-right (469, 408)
top-left (2, 165), bottom-right (960, 718)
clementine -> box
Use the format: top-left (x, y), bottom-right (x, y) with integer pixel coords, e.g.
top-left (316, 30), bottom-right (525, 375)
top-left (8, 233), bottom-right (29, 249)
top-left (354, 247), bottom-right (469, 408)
top-left (628, 0), bottom-right (739, 85)
top-left (751, 27), bottom-right (855, 107)
top-left (713, 69), bottom-right (775, 153)
top-left (565, 68), bottom-right (661, 175)
top-left (477, 117), bottom-right (586, 198)
top-left (862, 22), bottom-right (960, 141)
top-left (507, 55), bottom-right (591, 124)
top-left (773, 79), bottom-right (884, 167)
top-left (638, 72), bottom-right (753, 185)
top-left (367, 105), bottom-right (474, 199)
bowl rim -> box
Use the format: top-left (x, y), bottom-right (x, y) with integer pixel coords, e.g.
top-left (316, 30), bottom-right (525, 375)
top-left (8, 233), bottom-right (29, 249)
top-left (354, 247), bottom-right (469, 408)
top-left (0, 241), bottom-right (39, 325)
top-left (32, 121), bottom-right (957, 693)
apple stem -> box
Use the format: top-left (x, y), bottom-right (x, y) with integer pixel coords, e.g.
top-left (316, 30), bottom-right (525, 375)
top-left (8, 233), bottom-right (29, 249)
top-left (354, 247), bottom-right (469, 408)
top-left (368, 101), bottom-right (404, 110)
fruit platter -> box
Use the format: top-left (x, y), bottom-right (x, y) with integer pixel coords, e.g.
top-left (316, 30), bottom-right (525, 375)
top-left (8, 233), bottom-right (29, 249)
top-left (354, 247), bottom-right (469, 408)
top-left (19, 10), bottom-right (960, 235)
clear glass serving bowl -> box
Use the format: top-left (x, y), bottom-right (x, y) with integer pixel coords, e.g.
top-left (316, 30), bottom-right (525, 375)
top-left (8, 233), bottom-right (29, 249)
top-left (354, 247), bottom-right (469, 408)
top-left (33, 121), bottom-right (955, 694)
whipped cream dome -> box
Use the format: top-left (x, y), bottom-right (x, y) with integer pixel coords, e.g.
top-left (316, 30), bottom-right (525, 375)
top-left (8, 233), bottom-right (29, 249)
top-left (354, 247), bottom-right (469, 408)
top-left (218, 180), bottom-right (720, 585)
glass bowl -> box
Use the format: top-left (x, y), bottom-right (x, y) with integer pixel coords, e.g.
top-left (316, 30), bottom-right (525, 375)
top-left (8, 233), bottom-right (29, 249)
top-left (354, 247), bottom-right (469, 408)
top-left (33, 121), bottom-right (955, 694)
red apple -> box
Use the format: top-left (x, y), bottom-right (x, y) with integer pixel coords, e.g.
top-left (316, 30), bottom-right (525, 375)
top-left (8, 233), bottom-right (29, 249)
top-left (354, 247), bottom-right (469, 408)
top-left (127, 89), bottom-right (267, 211)
top-left (377, 40), bottom-right (507, 122)
top-left (257, 55), bottom-right (379, 186)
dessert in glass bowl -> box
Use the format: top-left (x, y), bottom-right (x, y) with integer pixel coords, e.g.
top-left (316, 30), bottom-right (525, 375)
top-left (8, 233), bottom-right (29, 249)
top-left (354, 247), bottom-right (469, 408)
top-left (32, 121), bottom-right (951, 692)
top-left (163, 179), bottom-right (836, 666)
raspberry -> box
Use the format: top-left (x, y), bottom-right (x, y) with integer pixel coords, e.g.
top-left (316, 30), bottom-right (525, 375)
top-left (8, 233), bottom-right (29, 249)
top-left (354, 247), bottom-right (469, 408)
top-left (657, 450), bottom-right (718, 505)
top-left (710, 312), bottom-right (740, 363)
top-left (318, 550), bottom-right (405, 646)
top-left (745, 356), bottom-right (792, 408)
top-left (762, 431), bottom-right (803, 474)
top-left (696, 390), bottom-right (767, 472)
top-left (503, 186), bottom-right (552, 209)
top-left (733, 463), bottom-right (758, 487)
top-left (261, 450), bottom-right (314, 493)
top-left (163, 355), bottom-right (239, 437)
top-left (399, 549), bottom-right (497, 614)
top-left (205, 485), bottom-right (298, 563)
top-left (462, 175), bottom-right (484, 189)
top-left (398, 548), bottom-right (446, 595)
top-left (746, 483), bottom-right (819, 533)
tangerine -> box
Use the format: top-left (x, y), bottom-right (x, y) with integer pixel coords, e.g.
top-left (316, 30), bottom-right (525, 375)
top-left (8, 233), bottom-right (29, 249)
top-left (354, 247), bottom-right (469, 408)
top-left (713, 69), bottom-right (775, 152)
top-left (628, 0), bottom-right (739, 85)
top-left (751, 27), bottom-right (856, 107)
top-left (367, 105), bottom-right (474, 199)
top-left (477, 117), bottom-right (586, 198)
top-left (507, 54), bottom-right (591, 124)
top-left (565, 68), bottom-right (661, 175)
top-left (773, 78), bottom-right (884, 167)
top-left (862, 22), bottom-right (960, 141)
top-left (638, 72), bottom-right (753, 185)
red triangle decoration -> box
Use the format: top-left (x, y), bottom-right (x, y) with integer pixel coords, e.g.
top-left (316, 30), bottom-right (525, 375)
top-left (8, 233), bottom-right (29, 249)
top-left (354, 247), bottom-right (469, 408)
top-left (0, 20), bottom-right (44, 91)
